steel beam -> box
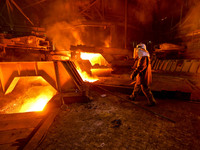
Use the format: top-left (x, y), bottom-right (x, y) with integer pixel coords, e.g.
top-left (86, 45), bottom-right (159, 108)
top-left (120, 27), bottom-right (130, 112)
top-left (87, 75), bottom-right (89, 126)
top-left (10, 0), bottom-right (34, 26)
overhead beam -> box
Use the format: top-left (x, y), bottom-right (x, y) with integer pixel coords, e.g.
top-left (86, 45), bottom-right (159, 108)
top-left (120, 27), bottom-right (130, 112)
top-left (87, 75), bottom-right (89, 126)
top-left (0, 13), bottom-right (10, 26)
top-left (6, 0), bottom-right (13, 28)
top-left (22, 0), bottom-right (47, 9)
top-left (101, 0), bottom-right (105, 19)
top-left (82, 12), bottom-right (94, 20)
top-left (80, 0), bottom-right (99, 14)
top-left (75, 21), bottom-right (139, 30)
top-left (10, 0), bottom-right (34, 26)
top-left (94, 5), bottom-right (104, 20)
top-left (124, 0), bottom-right (127, 49)
top-left (0, 2), bottom-right (7, 14)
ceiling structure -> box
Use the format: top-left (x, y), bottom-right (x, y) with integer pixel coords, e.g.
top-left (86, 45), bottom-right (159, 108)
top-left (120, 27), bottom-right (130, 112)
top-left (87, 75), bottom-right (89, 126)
top-left (0, 0), bottom-right (199, 49)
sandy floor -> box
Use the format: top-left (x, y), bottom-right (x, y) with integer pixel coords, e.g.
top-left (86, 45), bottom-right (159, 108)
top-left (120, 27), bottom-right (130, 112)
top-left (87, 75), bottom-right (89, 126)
top-left (36, 87), bottom-right (200, 150)
top-left (0, 73), bottom-right (199, 149)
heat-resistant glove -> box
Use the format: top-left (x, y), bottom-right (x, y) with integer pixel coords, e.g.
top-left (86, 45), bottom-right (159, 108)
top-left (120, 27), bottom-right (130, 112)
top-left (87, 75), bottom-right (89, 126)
top-left (130, 71), bottom-right (137, 80)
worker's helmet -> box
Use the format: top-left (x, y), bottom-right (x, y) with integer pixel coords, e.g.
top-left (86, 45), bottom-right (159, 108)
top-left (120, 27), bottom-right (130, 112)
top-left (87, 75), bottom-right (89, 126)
top-left (134, 43), bottom-right (149, 58)
top-left (136, 43), bottom-right (146, 50)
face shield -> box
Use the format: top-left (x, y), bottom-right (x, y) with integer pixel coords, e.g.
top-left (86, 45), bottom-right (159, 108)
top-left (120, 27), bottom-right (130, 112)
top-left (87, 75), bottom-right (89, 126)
top-left (138, 48), bottom-right (150, 58)
top-left (133, 43), bottom-right (150, 59)
top-left (137, 43), bottom-right (146, 50)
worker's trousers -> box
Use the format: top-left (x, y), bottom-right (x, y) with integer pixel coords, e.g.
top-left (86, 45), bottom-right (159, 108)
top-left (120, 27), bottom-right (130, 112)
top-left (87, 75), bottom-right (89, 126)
top-left (131, 83), bottom-right (156, 104)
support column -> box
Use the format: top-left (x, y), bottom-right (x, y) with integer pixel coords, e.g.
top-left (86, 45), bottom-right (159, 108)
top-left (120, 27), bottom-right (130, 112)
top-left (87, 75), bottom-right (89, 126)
top-left (124, 0), bottom-right (127, 49)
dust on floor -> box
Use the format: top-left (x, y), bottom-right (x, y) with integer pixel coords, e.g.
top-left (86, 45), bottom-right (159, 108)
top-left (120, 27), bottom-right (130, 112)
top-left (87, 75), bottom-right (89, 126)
top-left (36, 90), bottom-right (200, 150)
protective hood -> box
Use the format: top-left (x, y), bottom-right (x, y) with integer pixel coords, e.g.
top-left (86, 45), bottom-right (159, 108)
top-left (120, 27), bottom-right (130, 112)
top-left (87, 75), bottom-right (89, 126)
top-left (137, 48), bottom-right (150, 58)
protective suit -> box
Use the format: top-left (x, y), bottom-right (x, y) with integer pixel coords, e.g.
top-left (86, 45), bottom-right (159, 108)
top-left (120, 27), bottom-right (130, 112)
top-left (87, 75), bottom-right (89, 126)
top-left (130, 43), bottom-right (156, 106)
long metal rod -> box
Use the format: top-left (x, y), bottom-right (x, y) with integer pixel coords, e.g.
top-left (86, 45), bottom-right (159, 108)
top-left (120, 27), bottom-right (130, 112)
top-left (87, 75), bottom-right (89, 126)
top-left (0, 2), bottom-right (7, 14)
top-left (54, 61), bottom-right (64, 105)
top-left (93, 84), bottom-right (176, 123)
top-left (101, 0), bottom-right (104, 19)
top-left (10, 0), bottom-right (34, 26)
top-left (124, 0), bottom-right (127, 49)
top-left (94, 5), bottom-right (103, 20)
top-left (80, 0), bottom-right (99, 14)
top-left (22, 0), bottom-right (47, 9)
top-left (61, 61), bottom-right (83, 91)
top-left (0, 14), bottom-right (10, 26)
top-left (54, 61), bottom-right (61, 92)
top-left (82, 12), bottom-right (93, 20)
top-left (6, 0), bottom-right (13, 28)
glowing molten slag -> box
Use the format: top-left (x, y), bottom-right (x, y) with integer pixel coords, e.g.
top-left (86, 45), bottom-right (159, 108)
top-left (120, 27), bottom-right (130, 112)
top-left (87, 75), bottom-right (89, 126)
top-left (80, 52), bottom-right (109, 66)
top-left (80, 53), bottom-right (102, 66)
top-left (19, 91), bottom-right (54, 112)
top-left (77, 67), bottom-right (98, 82)
top-left (78, 52), bottom-right (110, 82)
top-left (18, 77), bottom-right (57, 113)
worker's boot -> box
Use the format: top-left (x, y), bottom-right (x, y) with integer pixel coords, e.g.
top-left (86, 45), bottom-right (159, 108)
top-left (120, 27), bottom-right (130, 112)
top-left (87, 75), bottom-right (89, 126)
top-left (141, 85), bottom-right (157, 106)
top-left (147, 101), bottom-right (156, 106)
top-left (128, 84), bottom-right (140, 101)
top-left (147, 96), bottom-right (157, 106)
top-left (128, 95), bottom-right (136, 101)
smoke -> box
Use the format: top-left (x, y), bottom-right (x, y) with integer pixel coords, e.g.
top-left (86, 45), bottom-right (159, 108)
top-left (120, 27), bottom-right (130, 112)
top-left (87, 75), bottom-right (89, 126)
top-left (43, 0), bottom-right (88, 50)
top-left (43, 0), bottom-right (110, 50)
top-left (44, 0), bottom-right (89, 24)
top-left (177, 1), bottom-right (200, 58)
top-left (179, 1), bottom-right (200, 35)
top-left (131, 0), bottom-right (158, 26)
top-left (128, 0), bottom-right (158, 27)
top-left (46, 21), bottom-right (84, 50)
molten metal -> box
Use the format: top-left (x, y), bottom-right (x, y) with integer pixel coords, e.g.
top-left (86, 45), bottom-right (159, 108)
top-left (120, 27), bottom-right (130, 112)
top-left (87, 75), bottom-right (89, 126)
top-left (0, 77), bottom-right (57, 114)
top-left (19, 89), bottom-right (56, 112)
top-left (80, 52), bottom-right (109, 66)
top-left (77, 67), bottom-right (98, 82)
top-left (0, 61), bottom-right (87, 114)
top-left (18, 77), bottom-right (57, 113)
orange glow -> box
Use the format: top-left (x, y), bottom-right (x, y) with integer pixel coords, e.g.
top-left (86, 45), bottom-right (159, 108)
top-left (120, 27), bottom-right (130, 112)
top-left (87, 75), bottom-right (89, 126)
top-left (78, 52), bottom-right (111, 82)
top-left (80, 52), bottom-right (109, 66)
top-left (91, 68), bottom-right (113, 76)
top-left (104, 38), bottom-right (110, 48)
top-left (77, 67), bottom-right (98, 82)
top-left (72, 30), bottom-right (83, 45)
top-left (19, 90), bottom-right (55, 112)
top-left (18, 77), bottom-right (57, 113)
top-left (27, 39), bottom-right (33, 44)
top-left (0, 77), bottom-right (57, 114)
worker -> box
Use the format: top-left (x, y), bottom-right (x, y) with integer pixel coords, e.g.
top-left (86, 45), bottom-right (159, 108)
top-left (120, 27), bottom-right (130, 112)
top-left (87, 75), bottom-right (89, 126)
top-left (129, 43), bottom-right (156, 106)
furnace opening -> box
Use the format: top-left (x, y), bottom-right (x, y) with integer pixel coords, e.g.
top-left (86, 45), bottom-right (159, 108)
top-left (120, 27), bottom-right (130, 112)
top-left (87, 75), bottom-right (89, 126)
top-left (0, 77), bottom-right (57, 114)
top-left (77, 52), bottom-right (113, 77)
top-left (80, 52), bottom-right (108, 66)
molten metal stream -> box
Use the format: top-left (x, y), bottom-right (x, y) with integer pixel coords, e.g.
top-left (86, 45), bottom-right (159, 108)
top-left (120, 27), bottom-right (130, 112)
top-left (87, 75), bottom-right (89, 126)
top-left (2, 77), bottom-right (58, 113)
top-left (77, 67), bottom-right (98, 82)
top-left (80, 52), bottom-right (109, 66)
top-left (19, 90), bottom-right (55, 112)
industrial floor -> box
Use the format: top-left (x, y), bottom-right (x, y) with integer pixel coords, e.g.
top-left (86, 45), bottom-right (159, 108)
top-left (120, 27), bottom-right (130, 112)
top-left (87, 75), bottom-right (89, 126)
top-left (36, 72), bottom-right (200, 150)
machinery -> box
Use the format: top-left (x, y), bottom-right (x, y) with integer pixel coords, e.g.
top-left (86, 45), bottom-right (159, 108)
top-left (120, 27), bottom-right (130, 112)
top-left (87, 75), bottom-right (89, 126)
top-left (70, 45), bottom-right (135, 74)
top-left (0, 34), bottom-right (89, 114)
top-left (0, 34), bottom-right (51, 61)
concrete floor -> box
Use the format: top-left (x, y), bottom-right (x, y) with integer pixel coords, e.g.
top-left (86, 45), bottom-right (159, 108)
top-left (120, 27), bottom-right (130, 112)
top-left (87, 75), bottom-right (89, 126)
top-left (94, 71), bottom-right (200, 101)
top-left (36, 72), bottom-right (200, 150)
